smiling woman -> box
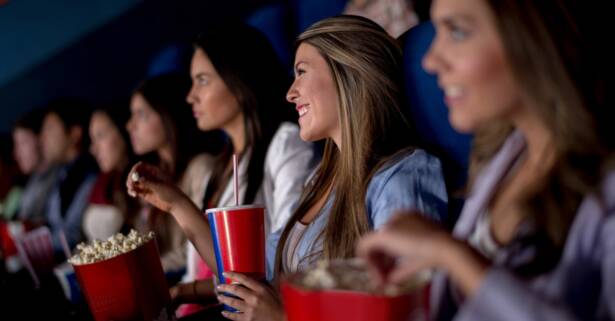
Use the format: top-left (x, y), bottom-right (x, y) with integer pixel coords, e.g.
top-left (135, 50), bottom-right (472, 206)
top-left (357, 0), bottom-right (615, 320)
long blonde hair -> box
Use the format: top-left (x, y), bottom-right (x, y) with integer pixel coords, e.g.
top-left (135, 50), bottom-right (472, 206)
top-left (274, 15), bottom-right (418, 274)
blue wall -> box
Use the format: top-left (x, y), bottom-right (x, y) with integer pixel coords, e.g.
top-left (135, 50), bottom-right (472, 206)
top-left (0, 0), bottom-right (268, 133)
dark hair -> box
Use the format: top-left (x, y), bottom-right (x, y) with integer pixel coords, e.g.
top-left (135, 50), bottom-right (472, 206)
top-left (414, 0), bottom-right (432, 22)
top-left (195, 24), bottom-right (295, 207)
top-left (0, 134), bottom-right (24, 198)
top-left (45, 98), bottom-right (92, 152)
top-left (472, 0), bottom-right (615, 274)
top-left (134, 73), bottom-right (222, 181)
top-left (13, 107), bottom-right (47, 135)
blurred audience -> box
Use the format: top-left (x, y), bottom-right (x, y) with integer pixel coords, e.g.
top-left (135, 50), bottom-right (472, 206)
top-left (12, 108), bottom-right (60, 225)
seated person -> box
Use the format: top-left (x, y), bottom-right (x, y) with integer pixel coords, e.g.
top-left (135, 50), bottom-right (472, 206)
top-left (41, 99), bottom-right (98, 258)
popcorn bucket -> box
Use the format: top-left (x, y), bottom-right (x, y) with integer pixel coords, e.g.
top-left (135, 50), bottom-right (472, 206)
top-left (281, 260), bottom-right (430, 321)
top-left (72, 238), bottom-right (172, 321)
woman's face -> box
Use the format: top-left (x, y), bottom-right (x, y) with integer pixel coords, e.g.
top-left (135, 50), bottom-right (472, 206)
top-left (186, 48), bottom-right (243, 133)
top-left (12, 127), bottom-right (41, 174)
top-left (423, 0), bottom-right (523, 133)
top-left (126, 93), bottom-right (167, 155)
top-left (286, 43), bottom-right (341, 144)
top-left (40, 112), bottom-right (72, 165)
top-left (89, 112), bottom-right (127, 173)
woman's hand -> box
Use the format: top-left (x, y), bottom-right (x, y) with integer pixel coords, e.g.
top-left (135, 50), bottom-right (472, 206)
top-left (126, 161), bottom-right (188, 214)
top-left (357, 213), bottom-right (489, 296)
top-left (216, 272), bottom-right (285, 321)
top-left (357, 213), bottom-right (457, 285)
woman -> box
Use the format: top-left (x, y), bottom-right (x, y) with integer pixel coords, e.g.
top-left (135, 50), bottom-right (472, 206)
top-left (358, 1), bottom-right (615, 320)
top-left (127, 73), bottom-right (219, 273)
top-left (127, 25), bottom-right (317, 316)
top-left (83, 105), bottom-right (138, 241)
top-left (128, 16), bottom-right (448, 321)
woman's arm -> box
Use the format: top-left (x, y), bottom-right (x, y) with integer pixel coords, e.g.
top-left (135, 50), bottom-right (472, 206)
top-left (127, 162), bottom-right (218, 275)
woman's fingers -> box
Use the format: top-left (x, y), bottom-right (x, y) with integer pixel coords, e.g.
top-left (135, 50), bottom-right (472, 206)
top-left (126, 162), bottom-right (144, 196)
top-left (388, 259), bottom-right (428, 285)
top-left (223, 272), bottom-right (266, 294)
top-left (217, 294), bottom-right (249, 314)
top-left (217, 284), bottom-right (250, 300)
top-left (220, 310), bottom-right (245, 321)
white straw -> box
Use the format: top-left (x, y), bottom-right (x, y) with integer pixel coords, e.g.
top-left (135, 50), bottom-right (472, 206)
top-left (233, 154), bottom-right (239, 206)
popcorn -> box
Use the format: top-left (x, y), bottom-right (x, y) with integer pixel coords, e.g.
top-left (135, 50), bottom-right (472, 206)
top-left (69, 229), bottom-right (155, 265)
top-left (295, 260), bottom-right (423, 296)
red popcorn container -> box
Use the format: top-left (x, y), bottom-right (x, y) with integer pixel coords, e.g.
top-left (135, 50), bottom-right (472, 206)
top-left (281, 261), bottom-right (430, 321)
top-left (72, 238), bottom-right (173, 321)
top-left (206, 205), bottom-right (266, 283)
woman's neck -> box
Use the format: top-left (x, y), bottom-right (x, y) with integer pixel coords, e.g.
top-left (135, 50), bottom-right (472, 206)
top-left (513, 106), bottom-right (555, 169)
top-left (158, 145), bottom-right (175, 174)
top-left (224, 113), bottom-right (246, 155)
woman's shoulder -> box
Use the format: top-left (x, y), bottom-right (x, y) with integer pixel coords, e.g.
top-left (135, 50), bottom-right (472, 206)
top-left (180, 153), bottom-right (216, 190)
top-left (371, 148), bottom-right (444, 186)
top-left (185, 153), bottom-right (216, 174)
top-left (366, 148), bottom-right (448, 225)
top-left (270, 122), bottom-right (302, 146)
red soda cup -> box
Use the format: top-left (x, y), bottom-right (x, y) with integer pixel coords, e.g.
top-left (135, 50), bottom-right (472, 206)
top-left (206, 205), bottom-right (266, 311)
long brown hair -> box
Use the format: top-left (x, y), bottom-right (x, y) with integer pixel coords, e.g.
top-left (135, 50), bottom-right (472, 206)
top-left (472, 0), bottom-right (614, 267)
top-left (274, 15), bottom-right (419, 274)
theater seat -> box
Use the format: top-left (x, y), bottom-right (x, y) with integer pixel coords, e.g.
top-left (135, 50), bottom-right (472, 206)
top-left (290, 0), bottom-right (347, 33)
top-left (246, 3), bottom-right (294, 69)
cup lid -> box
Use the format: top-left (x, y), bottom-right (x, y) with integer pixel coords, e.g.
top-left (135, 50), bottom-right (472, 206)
top-left (205, 204), bottom-right (264, 214)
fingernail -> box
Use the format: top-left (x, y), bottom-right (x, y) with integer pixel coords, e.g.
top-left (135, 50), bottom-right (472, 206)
top-left (222, 272), bottom-right (229, 277)
top-left (221, 311), bottom-right (229, 317)
top-left (216, 284), bottom-right (224, 291)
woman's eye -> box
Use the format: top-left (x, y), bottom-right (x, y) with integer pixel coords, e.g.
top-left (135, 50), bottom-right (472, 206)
top-left (450, 26), bottom-right (470, 41)
top-left (197, 77), bottom-right (209, 85)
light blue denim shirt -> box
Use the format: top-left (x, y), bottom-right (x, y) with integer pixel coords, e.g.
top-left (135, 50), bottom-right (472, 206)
top-left (265, 148), bottom-right (448, 280)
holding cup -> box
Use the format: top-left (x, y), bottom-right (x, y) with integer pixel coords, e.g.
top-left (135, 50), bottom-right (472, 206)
top-left (206, 205), bottom-right (266, 310)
